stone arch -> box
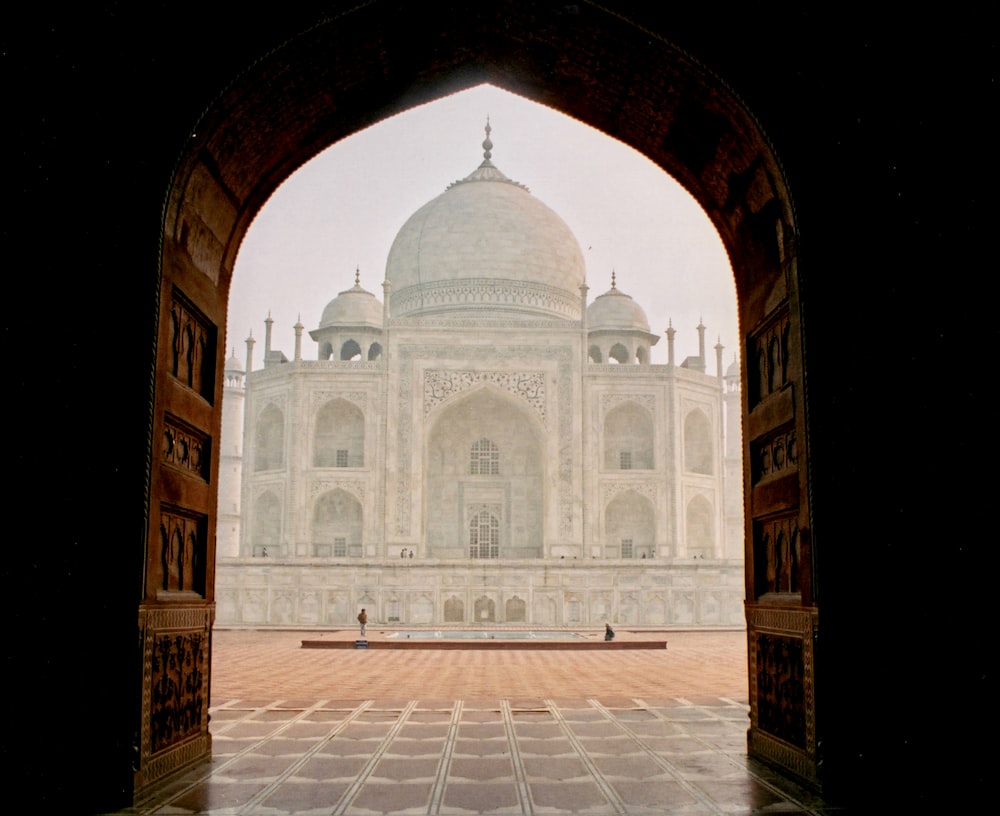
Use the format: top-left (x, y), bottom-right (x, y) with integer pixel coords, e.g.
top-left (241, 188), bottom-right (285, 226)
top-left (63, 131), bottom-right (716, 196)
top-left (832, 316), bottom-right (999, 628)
top-left (685, 494), bottom-right (715, 558)
top-left (340, 338), bottom-right (362, 361)
top-left (313, 398), bottom-right (364, 468)
top-left (425, 386), bottom-right (545, 559)
top-left (250, 490), bottom-right (281, 557)
top-left (683, 408), bottom-right (713, 474)
top-left (312, 488), bottom-right (363, 557)
top-left (367, 342), bottom-right (383, 361)
top-left (604, 489), bottom-right (655, 559)
top-left (254, 404), bottom-right (284, 471)
top-left (608, 342), bottom-right (629, 364)
top-left (147, 3), bottom-right (818, 798)
top-left (603, 401), bottom-right (654, 470)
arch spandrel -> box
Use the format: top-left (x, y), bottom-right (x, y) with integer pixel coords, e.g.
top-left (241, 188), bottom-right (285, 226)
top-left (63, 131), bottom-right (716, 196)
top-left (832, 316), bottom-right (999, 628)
top-left (152, 0), bottom-right (810, 799)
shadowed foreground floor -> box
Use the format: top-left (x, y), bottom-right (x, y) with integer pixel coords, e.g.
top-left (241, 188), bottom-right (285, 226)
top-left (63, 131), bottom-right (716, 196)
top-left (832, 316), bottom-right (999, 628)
top-left (102, 628), bottom-right (846, 815)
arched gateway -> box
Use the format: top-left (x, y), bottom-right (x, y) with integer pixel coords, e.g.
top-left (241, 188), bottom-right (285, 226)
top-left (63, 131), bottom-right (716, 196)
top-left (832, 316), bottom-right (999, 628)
top-left (147, 1), bottom-right (812, 802)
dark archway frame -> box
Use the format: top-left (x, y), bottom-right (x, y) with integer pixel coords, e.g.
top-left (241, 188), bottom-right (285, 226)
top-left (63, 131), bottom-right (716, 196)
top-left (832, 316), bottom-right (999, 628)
top-left (146, 0), bottom-right (815, 799)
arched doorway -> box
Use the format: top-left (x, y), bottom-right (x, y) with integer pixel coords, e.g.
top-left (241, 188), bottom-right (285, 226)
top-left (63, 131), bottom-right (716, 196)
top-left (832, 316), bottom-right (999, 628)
top-left (146, 1), bottom-right (811, 800)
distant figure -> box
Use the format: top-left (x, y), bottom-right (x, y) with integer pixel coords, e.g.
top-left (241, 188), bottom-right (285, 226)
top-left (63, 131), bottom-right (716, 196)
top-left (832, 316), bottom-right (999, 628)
top-left (408, 549), bottom-right (414, 558)
top-left (604, 623), bottom-right (615, 641)
top-left (400, 548), bottom-right (406, 558)
top-left (357, 608), bottom-right (368, 637)
top-left (261, 546), bottom-right (268, 558)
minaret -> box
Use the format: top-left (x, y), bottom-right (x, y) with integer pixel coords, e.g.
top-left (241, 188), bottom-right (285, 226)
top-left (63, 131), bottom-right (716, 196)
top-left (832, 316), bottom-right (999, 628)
top-left (216, 349), bottom-right (246, 559)
top-left (715, 335), bottom-right (724, 381)
top-left (697, 317), bottom-right (706, 364)
top-left (294, 315), bottom-right (303, 361)
top-left (666, 320), bottom-right (676, 366)
top-left (245, 331), bottom-right (255, 373)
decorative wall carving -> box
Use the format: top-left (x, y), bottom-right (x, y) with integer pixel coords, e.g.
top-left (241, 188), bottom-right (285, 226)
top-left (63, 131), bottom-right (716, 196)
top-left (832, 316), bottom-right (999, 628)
top-left (600, 393), bottom-right (656, 414)
top-left (162, 414), bottom-right (210, 481)
top-left (169, 287), bottom-right (216, 402)
top-left (751, 423), bottom-right (797, 485)
top-left (748, 308), bottom-right (791, 407)
top-left (753, 513), bottom-right (800, 597)
top-left (150, 629), bottom-right (207, 753)
top-left (158, 505), bottom-right (207, 596)
top-left (392, 278), bottom-right (580, 320)
top-left (309, 479), bottom-right (366, 501)
top-left (310, 390), bottom-right (368, 410)
top-left (137, 605), bottom-right (212, 791)
top-left (602, 481), bottom-right (658, 501)
top-left (425, 370), bottom-right (547, 422)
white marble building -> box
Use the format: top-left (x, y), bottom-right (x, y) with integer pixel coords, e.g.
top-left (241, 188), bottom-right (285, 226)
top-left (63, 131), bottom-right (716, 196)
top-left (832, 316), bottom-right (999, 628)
top-left (215, 126), bottom-right (744, 627)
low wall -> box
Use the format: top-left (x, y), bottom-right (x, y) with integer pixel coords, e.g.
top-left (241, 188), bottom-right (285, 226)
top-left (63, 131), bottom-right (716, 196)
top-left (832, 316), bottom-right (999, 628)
top-left (215, 558), bottom-right (745, 627)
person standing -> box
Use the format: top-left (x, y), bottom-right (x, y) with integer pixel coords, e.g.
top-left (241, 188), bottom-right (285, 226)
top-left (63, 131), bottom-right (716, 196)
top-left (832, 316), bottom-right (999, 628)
top-left (357, 608), bottom-right (368, 637)
top-left (604, 622), bottom-right (615, 641)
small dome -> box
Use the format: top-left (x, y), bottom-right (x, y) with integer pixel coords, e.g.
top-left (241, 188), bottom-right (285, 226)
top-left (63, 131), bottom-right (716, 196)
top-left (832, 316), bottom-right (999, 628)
top-left (726, 355), bottom-right (740, 378)
top-left (318, 274), bottom-right (383, 329)
top-left (587, 276), bottom-right (651, 332)
top-left (224, 350), bottom-right (244, 373)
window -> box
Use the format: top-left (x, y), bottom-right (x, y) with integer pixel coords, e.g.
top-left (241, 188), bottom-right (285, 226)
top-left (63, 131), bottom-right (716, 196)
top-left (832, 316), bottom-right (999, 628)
top-left (336, 449), bottom-right (348, 468)
top-left (621, 539), bottom-right (634, 559)
top-left (469, 511), bottom-right (500, 559)
top-left (470, 438), bottom-right (499, 475)
top-left (620, 450), bottom-right (632, 470)
top-left (333, 537), bottom-right (347, 557)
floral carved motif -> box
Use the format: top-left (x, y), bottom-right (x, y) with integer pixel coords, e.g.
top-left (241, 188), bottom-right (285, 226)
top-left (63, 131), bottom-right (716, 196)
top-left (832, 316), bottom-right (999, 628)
top-left (424, 370), bottom-right (546, 421)
top-left (150, 629), bottom-right (207, 754)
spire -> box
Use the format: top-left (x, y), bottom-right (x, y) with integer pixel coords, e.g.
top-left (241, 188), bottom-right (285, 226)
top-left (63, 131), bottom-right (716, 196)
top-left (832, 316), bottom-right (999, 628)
top-left (611, 270), bottom-right (617, 290)
top-left (447, 118), bottom-right (529, 191)
top-left (354, 265), bottom-right (361, 288)
top-left (482, 116), bottom-right (493, 162)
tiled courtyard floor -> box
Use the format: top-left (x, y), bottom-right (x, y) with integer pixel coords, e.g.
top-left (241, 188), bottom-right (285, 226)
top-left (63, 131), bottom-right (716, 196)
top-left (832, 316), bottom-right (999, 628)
top-left (104, 627), bottom-right (847, 815)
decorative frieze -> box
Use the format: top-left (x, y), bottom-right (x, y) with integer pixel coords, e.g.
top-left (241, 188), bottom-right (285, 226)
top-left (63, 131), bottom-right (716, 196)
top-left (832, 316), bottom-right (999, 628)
top-left (425, 369), bottom-right (546, 422)
top-left (310, 390), bottom-right (368, 411)
top-left (601, 393), bottom-right (655, 414)
top-left (309, 479), bottom-right (366, 501)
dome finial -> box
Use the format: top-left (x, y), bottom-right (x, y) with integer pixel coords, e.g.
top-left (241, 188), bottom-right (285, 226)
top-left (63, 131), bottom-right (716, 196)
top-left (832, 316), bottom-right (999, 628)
top-left (355, 265), bottom-right (361, 287)
top-left (482, 116), bottom-right (493, 161)
top-left (611, 269), bottom-right (617, 290)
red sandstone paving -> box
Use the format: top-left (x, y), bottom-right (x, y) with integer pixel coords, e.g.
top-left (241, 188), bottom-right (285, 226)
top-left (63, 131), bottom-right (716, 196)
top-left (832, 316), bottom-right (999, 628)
top-left (209, 628), bottom-right (748, 703)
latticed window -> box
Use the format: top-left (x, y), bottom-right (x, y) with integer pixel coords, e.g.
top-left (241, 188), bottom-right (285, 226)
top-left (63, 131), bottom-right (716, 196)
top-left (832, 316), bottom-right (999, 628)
top-left (469, 511), bottom-right (500, 559)
top-left (335, 449), bottom-right (348, 468)
top-left (470, 438), bottom-right (499, 475)
top-left (620, 450), bottom-right (632, 470)
top-left (333, 537), bottom-right (347, 557)
top-left (621, 538), bottom-right (634, 559)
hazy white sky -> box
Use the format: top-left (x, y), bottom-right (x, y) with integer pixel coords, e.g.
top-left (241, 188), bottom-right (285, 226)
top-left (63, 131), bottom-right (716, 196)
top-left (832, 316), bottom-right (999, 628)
top-left (229, 84), bottom-right (737, 369)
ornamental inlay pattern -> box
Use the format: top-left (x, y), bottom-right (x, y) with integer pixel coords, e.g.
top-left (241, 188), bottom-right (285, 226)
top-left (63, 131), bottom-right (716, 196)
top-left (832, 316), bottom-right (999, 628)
top-left (310, 391), bottom-right (368, 411)
top-left (424, 370), bottom-right (546, 422)
top-left (603, 481), bottom-right (658, 502)
top-left (392, 278), bottom-right (581, 320)
top-left (601, 393), bottom-right (656, 415)
top-left (310, 480), bottom-right (365, 501)
top-left (397, 345), bottom-right (574, 538)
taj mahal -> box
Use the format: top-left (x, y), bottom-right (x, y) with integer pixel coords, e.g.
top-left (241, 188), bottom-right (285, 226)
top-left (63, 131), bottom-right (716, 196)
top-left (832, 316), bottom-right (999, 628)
top-left (214, 124), bottom-right (745, 628)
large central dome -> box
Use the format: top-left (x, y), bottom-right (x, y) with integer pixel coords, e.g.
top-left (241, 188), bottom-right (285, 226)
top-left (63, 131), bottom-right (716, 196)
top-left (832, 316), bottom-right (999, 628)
top-left (386, 123), bottom-right (586, 320)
